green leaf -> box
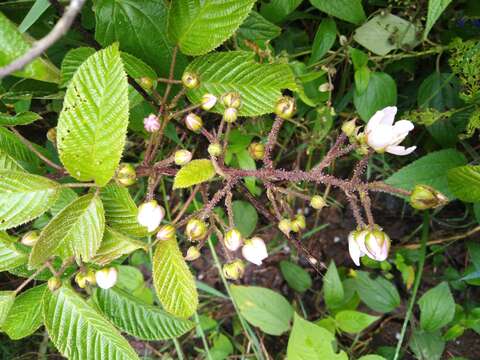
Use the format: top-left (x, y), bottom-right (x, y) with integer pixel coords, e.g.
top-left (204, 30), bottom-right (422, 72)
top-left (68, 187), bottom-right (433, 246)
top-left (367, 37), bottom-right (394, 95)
top-left (59, 47), bottom-right (96, 88)
top-left (260, 0), bottom-right (302, 23)
top-left (323, 261), bottom-right (344, 311)
top-left (121, 51), bottom-right (158, 81)
top-left (29, 194), bottom-right (105, 268)
top-left (0, 291), bottom-right (15, 327)
top-left (335, 310), bottom-right (379, 334)
top-left (173, 159), bottom-right (216, 189)
top-left (0, 127), bottom-right (40, 168)
top-left (358, 356), bottom-right (387, 360)
top-left (354, 72), bottom-right (397, 121)
top-left (50, 187), bottom-right (78, 216)
top-left (349, 47), bottom-right (369, 70)
top-left (43, 285), bottom-right (140, 360)
top-left (409, 329), bottom-right (445, 360)
top-left (18, 0), bottom-right (51, 33)
top-left (287, 313), bottom-right (348, 360)
top-left (153, 238), bottom-right (198, 319)
top-left (354, 66), bottom-right (371, 95)
top-left (92, 227), bottom-right (147, 266)
top-left (0, 170), bottom-right (60, 230)
top-left (100, 184), bottom-right (148, 238)
top-left (0, 148), bottom-right (24, 171)
top-left (447, 165), bottom-right (480, 202)
top-left (57, 44), bottom-right (129, 186)
top-left (0, 111), bottom-right (41, 126)
top-left (0, 12), bottom-right (59, 83)
top-left (424, 0), bottom-right (453, 39)
top-left (168, 0), bottom-right (256, 56)
top-left (187, 51), bottom-right (297, 116)
top-left (353, 14), bottom-right (420, 56)
top-left (417, 73), bottom-right (460, 111)
top-left (354, 271), bottom-right (401, 313)
top-left (280, 260), bottom-right (312, 293)
top-left (3, 284), bottom-right (46, 339)
top-left (230, 285), bottom-right (293, 336)
top-left (94, 286), bottom-right (194, 340)
top-left (385, 149), bottom-right (467, 200)
top-left (308, 18), bottom-right (337, 65)
top-left (0, 232), bottom-right (28, 271)
top-left (232, 200), bottom-right (258, 237)
top-left (418, 282), bottom-right (455, 332)
top-left (310, 0), bottom-right (366, 25)
top-left (237, 11), bottom-right (281, 43)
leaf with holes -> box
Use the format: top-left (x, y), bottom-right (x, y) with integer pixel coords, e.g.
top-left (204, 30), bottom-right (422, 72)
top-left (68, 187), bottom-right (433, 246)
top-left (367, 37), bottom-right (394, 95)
top-left (173, 159), bottom-right (216, 189)
top-left (0, 170), bottom-right (60, 230)
top-left (95, 286), bottom-right (194, 340)
top-left (185, 51), bottom-right (297, 116)
top-left (29, 194), bottom-right (105, 268)
top-left (168, 0), bottom-right (256, 56)
top-left (43, 285), bottom-right (140, 360)
top-left (0, 232), bottom-right (28, 271)
top-left (57, 44), bottom-right (129, 186)
top-left (153, 238), bottom-right (198, 319)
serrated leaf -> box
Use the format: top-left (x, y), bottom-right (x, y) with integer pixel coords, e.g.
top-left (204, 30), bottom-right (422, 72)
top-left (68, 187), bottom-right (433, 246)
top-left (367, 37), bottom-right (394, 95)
top-left (3, 284), bottom-right (46, 339)
top-left (0, 232), bottom-right (28, 271)
top-left (100, 184), bottom-right (148, 238)
top-left (0, 111), bottom-right (41, 126)
top-left (168, 0), bottom-right (256, 56)
top-left (0, 127), bottom-right (39, 167)
top-left (94, 286), bottom-right (194, 340)
top-left (447, 165), bottom-right (480, 202)
top-left (57, 44), bottom-right (129, 186)
top-left (310, 0), bottom-right (366, 25)
top-left (43, 285), bottom-right (140, 360)
top-left (237, 11), bottom-right (281, 43)
top-left (0, 12), bottom-right (60, 83)
top-left (185, 51), bottom-right (297, 116)
top-left (92, 227), bottom-right (147, 266)
top-left (49, 187), bottom-right (78, 216)
top-left (173, 159), bottom-right (215, 189)
top-left (0, 291), bottom-right (15, 327)
top-left (0, 149), bottom-right (24, 171)
top-left (29, 194), bottom-right (105, 268)
top-left (0, 170), bottom-right (60, 230)
top-left (59, 47), bottom-right (96, 88)
top-left (153, 237), bottom-right (198, 319)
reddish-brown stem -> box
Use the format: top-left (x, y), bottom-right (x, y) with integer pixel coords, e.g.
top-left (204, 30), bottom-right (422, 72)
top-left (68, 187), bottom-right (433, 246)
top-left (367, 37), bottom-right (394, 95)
top-left (263, 116), bottom-right (284, 169)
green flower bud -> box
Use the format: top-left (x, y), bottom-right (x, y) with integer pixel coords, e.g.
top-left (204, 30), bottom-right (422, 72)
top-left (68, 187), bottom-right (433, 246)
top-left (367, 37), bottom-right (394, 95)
top-left (310, 195), bottom-right (326, 210)
top-left (290, 214), bottom-right (306, 232)
top-left (21, 230), bottom-right (40, 247)
top-left (341, 119), bottom-right (357, 137)
top-left (181, 71), bottom-right (199, 89)
top-left (138, 76), bottom-right (154, 90)
top-left (47, 127), bottom-right (56, 143)
top-left (157, 224), bottom-right (176, 241)
top-left (75, 269), bottom-right (96, 289)
top-left (223, 260), bottom-right (245, 280)
top-left (185, 246), bottom-right (201, 261)
top-left (223, 107), bottom-right (238, 123)
top-left (174, 149), bottom-right (192, 166)
top-left (274, 96), bottom-right (296, 119)
top-left (116, 163), bottom-right (137, 187)
top-left (185, 113), bottom-right (203, 132)
top-left (185, 218), bottom-right (208, 241)
top-left (222, 92), bottom-right (242, 109)
top-left (319, 82), bottom-right (333, 92)
top-left (208, 143), bottom-right (222, 157)
top-left (47, 277), bottom-right (62, 292)
top-left (224, 228), bottom-right (243, 251)
top-left (410, 184), bottom-right (448, 210)
top-left (278, 218), bottom-right (292, 236)
top-left (248, 142), bottom-right (265, 160)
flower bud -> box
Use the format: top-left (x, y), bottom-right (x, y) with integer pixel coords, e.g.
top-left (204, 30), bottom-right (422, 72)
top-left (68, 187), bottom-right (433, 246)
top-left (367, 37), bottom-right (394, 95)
top-left (185, 218), bottom-right (208, 241)
top-left (185, 113), bottom-right (203, 132)
top-left (116, 163), bottom-right (136, 187)
top-left (339, 35), bottom-right (348, 46)
top-left (201, 93), bottom-right (217, 111)
top-left (223, 260), bottom-right (245, 280)
top-left (223, 107), bottom-right (238, 123)
top-left (341, 119), bottom-right (357, 137)
top-left (364, 229), bottom-right (391, 262)
top-left (409, 185), bottom-right (448, 210)
top-left (224, 228), bottom-right (243, 251)
top-left (137, 200), bottom-right (165, 232)
top-left (310, 195), bottom-right (326, 210)
top-left (144, 114), bottom-right (160, 133)
top-left (208, 143), bottom-right (222, 157)
top-left (278, 218), bottom-right (292, 236)
top-left (319, 82), bottom-right (333, 92)
top-left (46, 127), bottom-right (56, 143)
top-left (290, 214), bottom-right (306, 233)
top-left (138, 76), bottom-right (154, 90)
top-left (95, 267), bottom-right (118, 289)
top-left (174, 149), bottom-right (192, 166)
top-left (222, 92), bottom-right (241, 109)
top-left (242, 237), bottom-right (268, 266)
top-left (21, 230), bottom-right (40, 247)
top-left (185, 246), bottom-right (201, 261)
top-left (274, 96), bottom-right (296, 119)
top-left (156, 224), bottom-right (176, 241)
top-left (47, 277), bottom-right (62, 292)
top-left (75, 269), bottom-right (96, 289)
top-left (181, 71), bottom-right (199, 89)
top-left (248, 142), bottom-right (265, 160)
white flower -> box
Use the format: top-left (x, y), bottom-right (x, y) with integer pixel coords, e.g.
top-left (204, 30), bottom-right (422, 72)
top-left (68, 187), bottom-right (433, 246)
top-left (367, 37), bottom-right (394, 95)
top-left (95, 267), bottom-right (118, 289)
top-left (137, 200), bottom-right (165, 232)
top-left (242, 237), bottom-right (268, 266)
top-left (348, 227), bottom-right (391, 266)
top-left (365, 106), bottom-right (416, 156)
top-left (224, 228), bottom-right (243, 251)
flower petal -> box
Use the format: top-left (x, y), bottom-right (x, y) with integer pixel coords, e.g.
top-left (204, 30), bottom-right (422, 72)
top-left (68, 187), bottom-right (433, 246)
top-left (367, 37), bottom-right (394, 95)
top-left (386, 145), bottom-right (416, 156)
top-left (366, 125), bottom-right (395, 150)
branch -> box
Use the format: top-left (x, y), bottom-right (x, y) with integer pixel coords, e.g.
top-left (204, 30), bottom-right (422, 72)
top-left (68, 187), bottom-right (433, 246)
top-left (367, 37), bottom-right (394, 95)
top-left (0, 0), bottom-right (86, 79)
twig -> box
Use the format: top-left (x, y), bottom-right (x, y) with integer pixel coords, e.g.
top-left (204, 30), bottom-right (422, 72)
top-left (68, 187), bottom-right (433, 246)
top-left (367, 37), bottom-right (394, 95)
top-left (402, 225), bottom-right (480, 249)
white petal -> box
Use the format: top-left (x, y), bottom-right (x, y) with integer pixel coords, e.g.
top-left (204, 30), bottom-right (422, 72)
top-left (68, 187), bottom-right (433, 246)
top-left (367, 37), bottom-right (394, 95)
top-left (348, 234), bottom-right (363, 266)
top-left (366, 106), bottom-right (397, 133)
top-left (392, 120), bottom-right (414, 134)
top-left (366, 125), bottom-right (395, 151)
top-left (386, 145), bottom-right (416, 156)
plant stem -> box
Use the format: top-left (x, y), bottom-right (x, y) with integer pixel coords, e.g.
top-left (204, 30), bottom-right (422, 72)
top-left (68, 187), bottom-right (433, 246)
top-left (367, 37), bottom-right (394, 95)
top-left (195, 312), bottom-right (213, 360)
top-left (393, 211), bottom-right (430, 360)
top-left (62, 182), bottom-right (98, 188)
top-left (172, 338), bottom-right (185, 360)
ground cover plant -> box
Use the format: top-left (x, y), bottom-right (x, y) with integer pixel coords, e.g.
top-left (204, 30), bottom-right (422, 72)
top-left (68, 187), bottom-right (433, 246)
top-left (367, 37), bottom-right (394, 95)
top-left (0, 0), bottom-right (479, 359)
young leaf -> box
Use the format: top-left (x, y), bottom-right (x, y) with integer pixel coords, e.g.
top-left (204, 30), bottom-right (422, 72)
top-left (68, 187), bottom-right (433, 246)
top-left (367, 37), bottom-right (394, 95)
top-left (57, 44), bottom-right (129, 186)
top-left (168, 0), bottom-right (256, 56)
top-left (424, 0), bottom-right (453, 39)
top-left (59, 47), bottom-right (96, 88)
top-left (323, 261), bottom-right (344, 311)
top-left (447, 165), bottom-right (480, 202)
top-left (335, 310), bottom-right (379, 334)
top-left (310, 0), bottom-right (366, 25)
top-left (92, 227), bottom-right (147, 266)
top-left (280, 260), bottom-right (312, 293)
top-left (43, 285), bottom-right (140, 360)
top-left (418, 282), bottom-right (455, 332)
top-left (94, 286), bottom-right (194, 340)
top-left (173, 159), bottom-right (216, 189)
top-left (29, 194), bottom-right (105, 268)
top-left (100, 184), bottom-right (148, 238)
top-left (0, 12), bottom-right (60, 83)
top-left (308, 18), bottom-right (337, 65)
top-left (0, 232), bottom-right (28, 271)
top-left (0, 111), bottom-right (41, 126)
top-left (3, 284), bottom-right (46, 340)
top-left (185, 51), bottom-right (297, 116)
top-left (230, 285), bottom-right (293, 336)
top-left (153, 238), bottom-right (198, 319)
top-left (354, 271), bottom-right (400, 313)
top-left (0, 170), bottom-right (60, 230)
top-left (287, 313), bottom-right (348, 360)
